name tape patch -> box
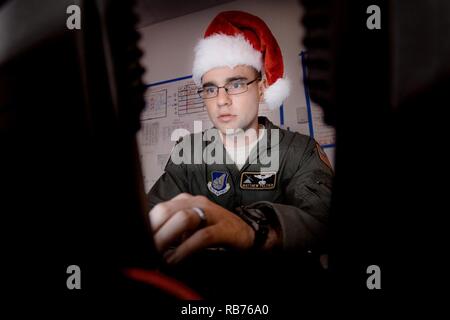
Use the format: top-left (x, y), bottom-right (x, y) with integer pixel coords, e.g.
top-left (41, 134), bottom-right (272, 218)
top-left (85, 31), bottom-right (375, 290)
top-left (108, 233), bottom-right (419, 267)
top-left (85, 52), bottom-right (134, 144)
top-left (240, 171), bottom-right (277, 190)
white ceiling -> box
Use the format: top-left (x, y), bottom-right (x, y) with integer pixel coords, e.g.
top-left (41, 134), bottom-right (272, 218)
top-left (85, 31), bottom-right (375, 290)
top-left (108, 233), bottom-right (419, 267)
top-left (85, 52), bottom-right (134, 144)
top-left (136, 0), bottom-right (236, 28)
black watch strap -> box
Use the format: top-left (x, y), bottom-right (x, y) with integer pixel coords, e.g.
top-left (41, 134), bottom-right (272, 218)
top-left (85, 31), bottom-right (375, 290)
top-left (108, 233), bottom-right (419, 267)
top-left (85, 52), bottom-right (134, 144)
top-left (235, 206), bottom-right (269, 250)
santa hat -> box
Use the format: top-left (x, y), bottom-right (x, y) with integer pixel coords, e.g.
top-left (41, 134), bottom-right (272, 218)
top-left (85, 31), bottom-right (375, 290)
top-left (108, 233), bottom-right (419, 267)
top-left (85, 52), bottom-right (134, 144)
top-left (192, 11), bottom-right (290, 110)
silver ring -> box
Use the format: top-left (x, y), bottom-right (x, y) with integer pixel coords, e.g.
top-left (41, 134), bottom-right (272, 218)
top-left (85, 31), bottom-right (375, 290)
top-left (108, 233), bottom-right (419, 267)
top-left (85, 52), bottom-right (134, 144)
top-left (192, 207), bottom-right (207, 228)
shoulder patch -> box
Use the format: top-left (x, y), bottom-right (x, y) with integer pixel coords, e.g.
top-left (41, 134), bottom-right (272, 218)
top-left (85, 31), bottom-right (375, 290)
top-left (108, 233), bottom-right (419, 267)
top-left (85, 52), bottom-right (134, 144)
top-left (316, 144), bottom-right (332, 169)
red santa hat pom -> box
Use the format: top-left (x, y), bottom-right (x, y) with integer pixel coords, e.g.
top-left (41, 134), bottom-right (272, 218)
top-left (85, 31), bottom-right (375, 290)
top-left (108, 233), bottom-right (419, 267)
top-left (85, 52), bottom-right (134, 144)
top-left (192, 11), bottom-right (290, 110)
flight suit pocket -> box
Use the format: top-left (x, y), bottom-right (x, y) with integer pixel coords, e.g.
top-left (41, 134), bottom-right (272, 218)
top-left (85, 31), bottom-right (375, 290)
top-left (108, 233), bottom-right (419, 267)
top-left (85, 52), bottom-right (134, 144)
top-left (302, 173), bottom-right (332, 210)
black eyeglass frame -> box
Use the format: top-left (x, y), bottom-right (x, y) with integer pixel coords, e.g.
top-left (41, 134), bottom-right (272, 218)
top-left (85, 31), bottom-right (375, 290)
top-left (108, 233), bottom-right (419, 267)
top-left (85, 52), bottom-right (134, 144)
top-left (197, 77), bottom-right (261, 99)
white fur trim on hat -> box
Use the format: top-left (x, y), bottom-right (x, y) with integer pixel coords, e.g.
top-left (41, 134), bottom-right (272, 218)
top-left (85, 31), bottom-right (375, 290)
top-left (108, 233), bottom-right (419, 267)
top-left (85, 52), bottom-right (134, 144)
top-left (263, 77), bottom-right (290, 110)
top-left (192, 34), bottom-right (262, 85)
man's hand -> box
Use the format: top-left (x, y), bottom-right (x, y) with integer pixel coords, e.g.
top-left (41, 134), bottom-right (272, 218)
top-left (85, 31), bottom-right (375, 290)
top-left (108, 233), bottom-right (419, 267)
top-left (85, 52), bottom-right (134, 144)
top-left (149, 193), bottom-right (255, 264)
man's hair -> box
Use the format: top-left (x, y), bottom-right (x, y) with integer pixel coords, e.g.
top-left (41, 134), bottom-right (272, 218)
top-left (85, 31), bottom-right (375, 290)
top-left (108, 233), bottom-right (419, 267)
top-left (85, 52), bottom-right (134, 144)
top-left (250, 66), bottom-right (262, 80)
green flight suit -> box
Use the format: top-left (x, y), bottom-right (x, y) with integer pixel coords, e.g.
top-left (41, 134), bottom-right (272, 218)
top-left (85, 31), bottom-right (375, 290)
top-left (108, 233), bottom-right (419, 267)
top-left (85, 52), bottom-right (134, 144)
top-left (147, 116), bottom-right (333, 254)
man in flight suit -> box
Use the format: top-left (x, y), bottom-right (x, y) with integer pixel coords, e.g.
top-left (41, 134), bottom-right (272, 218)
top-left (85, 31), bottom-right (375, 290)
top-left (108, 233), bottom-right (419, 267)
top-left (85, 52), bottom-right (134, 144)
top-left (147, 11), bottom-right (333, 266)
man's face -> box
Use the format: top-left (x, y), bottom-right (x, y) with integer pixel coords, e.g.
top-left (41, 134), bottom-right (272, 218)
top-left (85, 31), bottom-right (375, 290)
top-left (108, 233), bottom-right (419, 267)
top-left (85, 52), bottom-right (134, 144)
top-left (201, 65), bottom-right (264, 135)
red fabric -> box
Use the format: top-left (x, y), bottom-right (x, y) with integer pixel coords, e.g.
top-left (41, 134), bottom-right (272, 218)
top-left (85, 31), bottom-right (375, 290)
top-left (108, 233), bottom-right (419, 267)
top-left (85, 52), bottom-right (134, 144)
top-left (204, 11), bottom-right (284, 87)
top-left (124, 268), bottom-right (202, 300)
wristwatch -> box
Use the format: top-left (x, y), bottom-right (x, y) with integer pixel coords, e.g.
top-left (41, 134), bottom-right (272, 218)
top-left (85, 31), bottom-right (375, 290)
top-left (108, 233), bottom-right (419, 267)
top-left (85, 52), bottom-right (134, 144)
top-left (235, 206), bottom-right (270, 250)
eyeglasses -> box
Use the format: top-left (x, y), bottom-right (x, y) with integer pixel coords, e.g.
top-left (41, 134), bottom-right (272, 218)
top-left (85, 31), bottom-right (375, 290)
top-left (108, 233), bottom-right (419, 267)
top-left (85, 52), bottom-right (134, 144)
top-left (197, 77), bottom-right (260, 99)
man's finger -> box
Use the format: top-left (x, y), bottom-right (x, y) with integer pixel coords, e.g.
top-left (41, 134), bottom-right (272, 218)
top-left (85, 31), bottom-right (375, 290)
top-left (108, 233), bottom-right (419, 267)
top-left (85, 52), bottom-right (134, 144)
top-left (154, 209), bottom-right (204, 252)
top-left (149, 198), bottom-right (196, 232)
top-left (172, 192), bottom-right (193, 200)
top-left (149, 202), bottom-right (173, 233)
top-left (166, 225), bottom-right (220, 264)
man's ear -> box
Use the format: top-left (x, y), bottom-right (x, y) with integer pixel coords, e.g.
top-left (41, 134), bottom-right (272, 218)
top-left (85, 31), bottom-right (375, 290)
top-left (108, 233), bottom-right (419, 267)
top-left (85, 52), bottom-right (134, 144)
top-left (258, 78), bottom-right (268, 103)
